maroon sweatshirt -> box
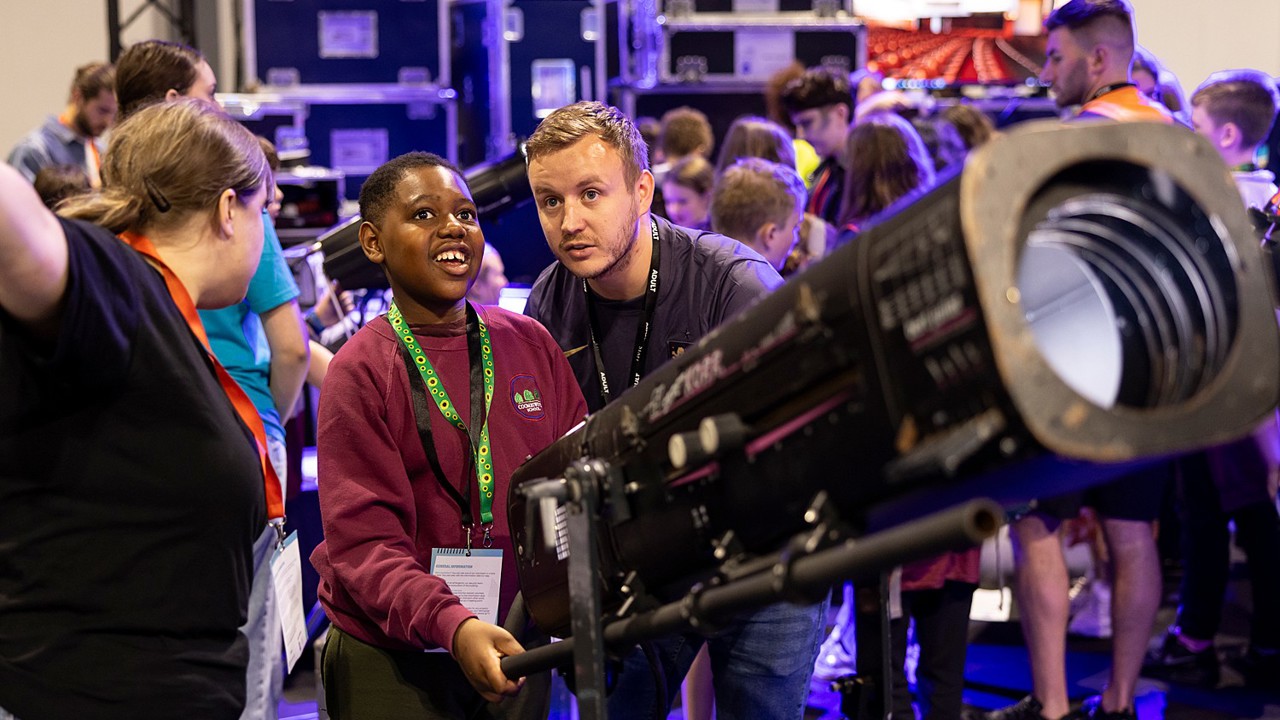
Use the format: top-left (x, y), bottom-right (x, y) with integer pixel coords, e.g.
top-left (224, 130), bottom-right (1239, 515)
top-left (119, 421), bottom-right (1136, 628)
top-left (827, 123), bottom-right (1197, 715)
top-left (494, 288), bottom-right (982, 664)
top-left (311, 307), bottom-right (587, 653)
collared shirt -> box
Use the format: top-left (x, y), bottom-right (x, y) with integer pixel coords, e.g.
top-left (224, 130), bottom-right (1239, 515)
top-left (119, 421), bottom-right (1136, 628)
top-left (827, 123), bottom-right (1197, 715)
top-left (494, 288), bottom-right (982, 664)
top-left (6, 116), bottom-right (104, 183)
top-left (1233, 168), bottom-right (1279, 211)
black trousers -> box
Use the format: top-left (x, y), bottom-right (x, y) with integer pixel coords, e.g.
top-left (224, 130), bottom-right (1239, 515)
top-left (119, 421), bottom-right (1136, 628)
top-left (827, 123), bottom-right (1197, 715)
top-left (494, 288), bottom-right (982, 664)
top-left (321, 625), bottom-right (551, 720)
top-left (855, 579), bottom-right (977, 720)
top-left (1176, 451), bottom-right (1280, 649)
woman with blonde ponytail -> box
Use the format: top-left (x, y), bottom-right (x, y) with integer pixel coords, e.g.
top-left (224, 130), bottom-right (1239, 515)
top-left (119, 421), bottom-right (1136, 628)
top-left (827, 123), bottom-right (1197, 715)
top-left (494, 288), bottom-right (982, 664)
top-left (0, 97), bottom-right (272, 719)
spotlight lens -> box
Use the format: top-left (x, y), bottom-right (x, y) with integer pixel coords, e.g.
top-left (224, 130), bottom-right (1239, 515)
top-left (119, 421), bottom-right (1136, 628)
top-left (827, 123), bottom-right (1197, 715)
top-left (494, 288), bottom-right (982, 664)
top-left (1016, 163), bottom-right (1239, 409)
top-left (1017, 243), bottom-right (1124, 408)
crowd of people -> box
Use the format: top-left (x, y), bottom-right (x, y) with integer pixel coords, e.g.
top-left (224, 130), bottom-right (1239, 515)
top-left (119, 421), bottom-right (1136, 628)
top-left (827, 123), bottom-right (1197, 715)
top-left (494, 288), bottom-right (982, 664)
top-left (2, 0), bottom-right (1278, 719)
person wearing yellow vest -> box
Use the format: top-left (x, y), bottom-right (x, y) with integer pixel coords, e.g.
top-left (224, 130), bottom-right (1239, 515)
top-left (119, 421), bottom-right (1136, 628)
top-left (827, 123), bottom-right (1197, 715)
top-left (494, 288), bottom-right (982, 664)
top-left (6, 62), bottom-right (116, 188)
top-left (979, 4), bottom-right (1172, 720)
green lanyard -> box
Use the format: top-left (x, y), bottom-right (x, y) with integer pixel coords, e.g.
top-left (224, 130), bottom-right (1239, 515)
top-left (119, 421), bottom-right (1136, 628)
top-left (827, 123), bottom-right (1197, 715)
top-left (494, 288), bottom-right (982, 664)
top-left (387, 302), bottom-right (497, 525)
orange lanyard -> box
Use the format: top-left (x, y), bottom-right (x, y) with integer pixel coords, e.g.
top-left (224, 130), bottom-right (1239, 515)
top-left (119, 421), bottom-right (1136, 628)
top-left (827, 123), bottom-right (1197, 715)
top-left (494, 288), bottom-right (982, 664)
top-left (87, 142), bottom-right (101, 174)
top-left (119, 231), bottom-right (285, 520)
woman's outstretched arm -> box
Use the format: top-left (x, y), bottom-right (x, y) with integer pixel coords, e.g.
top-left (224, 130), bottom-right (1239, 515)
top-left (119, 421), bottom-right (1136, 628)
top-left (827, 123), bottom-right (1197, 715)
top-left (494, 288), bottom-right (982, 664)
top-left (0, 163), bottom-right (69, 335)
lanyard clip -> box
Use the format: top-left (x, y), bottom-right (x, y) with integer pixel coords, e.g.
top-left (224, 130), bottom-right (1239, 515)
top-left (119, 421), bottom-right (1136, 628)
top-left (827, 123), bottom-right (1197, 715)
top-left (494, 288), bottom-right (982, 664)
top-left (270, 518), bottom-right (287, 549)
top-left (482, 525), bottom-right (494, 549)
top-left (465, 524), bottom-right (473, 556)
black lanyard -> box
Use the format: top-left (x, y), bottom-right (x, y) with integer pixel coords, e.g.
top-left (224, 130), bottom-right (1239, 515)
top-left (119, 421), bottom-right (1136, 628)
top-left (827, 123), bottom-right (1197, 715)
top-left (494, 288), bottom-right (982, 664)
top-left (395, 302), bottom-right (491, 547)
top-left (584, 218), bottom-right (661, 406)
top-left (1088, 82), bottom-right (1135, 103)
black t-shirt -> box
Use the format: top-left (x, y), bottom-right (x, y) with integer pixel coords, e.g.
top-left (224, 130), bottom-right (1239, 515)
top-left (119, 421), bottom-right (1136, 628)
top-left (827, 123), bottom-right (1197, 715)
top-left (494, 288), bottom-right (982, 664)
top-left (592, 293), bottom-right (645, 398)
top-left (807, 156), bottom-right (847, 226)
top-left (527, 215), bottom-right (782, 412)
top-left (0, 219), bottom-right (266, 719)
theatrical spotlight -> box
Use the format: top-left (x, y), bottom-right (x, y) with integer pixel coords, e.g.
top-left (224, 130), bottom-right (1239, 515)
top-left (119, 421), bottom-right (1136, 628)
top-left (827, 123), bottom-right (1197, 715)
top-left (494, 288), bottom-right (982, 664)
top-left (505, 119), bottom-right (1280, 647)
top-left (465, 144), bottom-right (533, 218)
top-left (311, 148), bottom-right (532, 291)
top-left (316, 216), bottom-right (386, 291)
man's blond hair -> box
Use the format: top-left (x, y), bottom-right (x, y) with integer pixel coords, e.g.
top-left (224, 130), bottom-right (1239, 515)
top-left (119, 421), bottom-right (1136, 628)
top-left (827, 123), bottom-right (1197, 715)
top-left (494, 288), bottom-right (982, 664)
top-left (525, 101), bottom-right (650, 185)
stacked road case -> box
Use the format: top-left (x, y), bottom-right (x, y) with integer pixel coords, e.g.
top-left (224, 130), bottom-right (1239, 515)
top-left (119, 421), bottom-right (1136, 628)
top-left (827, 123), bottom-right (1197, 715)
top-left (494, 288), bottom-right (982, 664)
top-left (448, 0), bottom-right (613, 279)
top-left (225, 0), bottom-right (458, 203)
top-left (615, 0), bottom-right (865, 144)
top-left (452, 0), bottom-right (612, 152)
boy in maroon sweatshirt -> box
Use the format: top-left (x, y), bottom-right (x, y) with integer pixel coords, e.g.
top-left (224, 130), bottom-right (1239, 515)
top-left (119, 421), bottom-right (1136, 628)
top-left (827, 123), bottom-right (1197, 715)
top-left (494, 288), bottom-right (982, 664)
top-left (311, 152), bottom-right (588, 719)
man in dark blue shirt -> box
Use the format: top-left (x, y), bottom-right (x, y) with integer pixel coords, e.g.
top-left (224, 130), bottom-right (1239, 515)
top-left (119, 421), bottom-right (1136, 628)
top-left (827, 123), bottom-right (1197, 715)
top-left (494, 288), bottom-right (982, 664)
top-left (524, 100), bottom-right (826, 720)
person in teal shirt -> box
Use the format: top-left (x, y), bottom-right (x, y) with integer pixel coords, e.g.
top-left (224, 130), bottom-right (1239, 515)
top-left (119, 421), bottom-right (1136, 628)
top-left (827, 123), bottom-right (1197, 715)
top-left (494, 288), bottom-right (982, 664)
top-left (197, 185), bottom-right (309, 720)
top-left (200, 214), bottom-right (306, 460)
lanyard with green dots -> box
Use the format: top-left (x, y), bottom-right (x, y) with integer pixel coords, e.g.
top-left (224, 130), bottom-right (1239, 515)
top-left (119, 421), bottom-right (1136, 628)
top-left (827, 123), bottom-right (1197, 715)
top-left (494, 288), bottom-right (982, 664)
top-left (388, 301), bottom-right (497, 542)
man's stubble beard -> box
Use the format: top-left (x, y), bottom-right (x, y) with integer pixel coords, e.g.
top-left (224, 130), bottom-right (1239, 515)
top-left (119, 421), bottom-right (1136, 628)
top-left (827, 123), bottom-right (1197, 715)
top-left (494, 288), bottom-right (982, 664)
top-left (1055, 59), bottom-right (1089, 109)
top-left (72, 108), bottom-right (95, 137)
top-left (582, 197), bottom-right (642, 284)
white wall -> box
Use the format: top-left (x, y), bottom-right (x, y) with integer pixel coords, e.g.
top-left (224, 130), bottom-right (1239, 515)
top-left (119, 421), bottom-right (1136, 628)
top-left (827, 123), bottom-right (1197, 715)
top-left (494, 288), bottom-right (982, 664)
top-left (0, 1), bottom-right (109, 156)
top-left (1130, 0), bottom-right (1280, 96)
top-left (0, 0), bottom-right (225, 157)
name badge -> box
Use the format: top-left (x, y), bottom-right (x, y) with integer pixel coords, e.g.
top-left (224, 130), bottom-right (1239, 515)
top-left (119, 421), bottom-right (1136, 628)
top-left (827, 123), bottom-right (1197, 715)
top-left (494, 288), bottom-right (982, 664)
top-left (431, 547), bottom-right (503, 625)
top-left (270, 531), bottom-right (308, 672)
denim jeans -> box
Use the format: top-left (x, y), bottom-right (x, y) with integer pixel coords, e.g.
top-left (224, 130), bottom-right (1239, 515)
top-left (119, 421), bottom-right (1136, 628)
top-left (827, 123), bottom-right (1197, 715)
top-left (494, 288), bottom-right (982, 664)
top-left (605, 596), bottom-right (829, 720)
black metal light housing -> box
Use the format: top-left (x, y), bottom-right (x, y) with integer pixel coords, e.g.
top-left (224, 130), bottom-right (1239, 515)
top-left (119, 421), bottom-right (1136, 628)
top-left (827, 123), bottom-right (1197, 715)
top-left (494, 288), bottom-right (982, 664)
top-left (465, 144), bottom-right (534, 219)
top-left (313, 149), bottom-right (532, 291)
top-left (962, 119), bottom-right (1276, 459)
top-left (509, 120), bottom-right (1280, 637)
top-left (317, 215), bottom-right (388, 291)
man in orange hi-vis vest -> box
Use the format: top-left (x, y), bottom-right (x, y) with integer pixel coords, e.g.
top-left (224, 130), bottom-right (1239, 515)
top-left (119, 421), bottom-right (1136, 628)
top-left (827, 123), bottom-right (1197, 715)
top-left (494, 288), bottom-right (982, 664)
top-left (977, 4), bottom-right (1174, 720)
top-left (1041, 0), bottom-right (1173, 125)
top-left (6, 63), bottom-right (116, 188)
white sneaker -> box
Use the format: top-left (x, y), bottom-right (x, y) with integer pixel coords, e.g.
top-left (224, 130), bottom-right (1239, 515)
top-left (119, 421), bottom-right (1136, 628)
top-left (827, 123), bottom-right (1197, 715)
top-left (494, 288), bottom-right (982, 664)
top-left (1067, 579), bottom-right (1112, 638)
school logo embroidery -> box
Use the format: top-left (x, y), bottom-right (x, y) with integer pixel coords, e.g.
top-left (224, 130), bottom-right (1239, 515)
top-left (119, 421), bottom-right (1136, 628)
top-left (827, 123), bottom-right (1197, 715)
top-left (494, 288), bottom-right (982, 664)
top-left (510, 374), bottom-right (545, 420)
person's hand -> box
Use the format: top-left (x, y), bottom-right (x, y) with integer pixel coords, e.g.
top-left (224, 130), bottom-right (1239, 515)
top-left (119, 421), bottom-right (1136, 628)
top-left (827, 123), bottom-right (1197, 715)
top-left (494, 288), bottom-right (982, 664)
top-left (314, 281), bottom-right (355, 326)
top-left (451, 618), bottom-right (526, 703)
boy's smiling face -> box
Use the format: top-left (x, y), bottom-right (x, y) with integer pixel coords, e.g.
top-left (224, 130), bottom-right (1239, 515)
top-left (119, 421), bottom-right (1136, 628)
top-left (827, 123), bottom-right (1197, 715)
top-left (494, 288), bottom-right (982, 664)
top-left (359, 164), bottom-right (484, 324)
